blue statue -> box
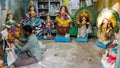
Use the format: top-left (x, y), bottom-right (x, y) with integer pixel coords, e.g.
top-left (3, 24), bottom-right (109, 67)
top-left (24, 5), bottom-right (44, 39)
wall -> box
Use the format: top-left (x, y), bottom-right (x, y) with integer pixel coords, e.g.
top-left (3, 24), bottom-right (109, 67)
top-left (0, 0), bottom-right (25, 23)
top-left (97, 0), bottom-right (120, 16)
top-left (0, 0), bottom-right (120, 22)
top-left (0, 1), bottom-right (1, 23)
top-left (68, 0), bottom-right (120, 16)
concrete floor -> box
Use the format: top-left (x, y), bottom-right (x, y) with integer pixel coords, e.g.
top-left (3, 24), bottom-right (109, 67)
top-left (17, 37), bottom-right (104, 68)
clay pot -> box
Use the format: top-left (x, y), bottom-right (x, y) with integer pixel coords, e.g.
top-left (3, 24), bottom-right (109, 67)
top-left (57, 25), bottom-right (70, 36)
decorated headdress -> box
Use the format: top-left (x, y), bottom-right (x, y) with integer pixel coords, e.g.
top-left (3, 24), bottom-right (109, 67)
top-left (97, 8), bottom-right (116, 28)
top-left (46, 13), bottom-right (51, 20)
top-left (60, 5), bottom-right (69, 15)
top-left (80, 10), bottom-right (88, 17)
top-left (29, 0), bottom-right (34, 7)
top-left (30, 6), bottom-right (35, 11)
top-left (46, 13), bottom-right (50, 16)
top-left (29, 0), bottom-right (35, 12)
top-left (7, 10), bottom-right (13, 15)
top-left (61, 5), bottom-right (66, 7)
top-left (5, 10), bottom-right (14, 22)
top-left (78, 10), bottom-right (89, 21)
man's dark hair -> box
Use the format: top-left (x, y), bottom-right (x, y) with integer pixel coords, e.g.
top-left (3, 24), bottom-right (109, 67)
top-left (22, 25), bottom-right (32, 34)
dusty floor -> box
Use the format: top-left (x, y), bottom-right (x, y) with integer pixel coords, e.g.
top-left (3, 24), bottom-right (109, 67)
top-left (16, 37), bottom-right (104, 68)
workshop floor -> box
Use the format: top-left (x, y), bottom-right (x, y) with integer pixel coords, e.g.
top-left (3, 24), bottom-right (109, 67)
top-left (15, 37), bottom-right (104, 68)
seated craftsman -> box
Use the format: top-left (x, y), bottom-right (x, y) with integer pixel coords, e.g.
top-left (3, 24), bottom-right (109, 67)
top-left (13, 25), bottom-right (42, 67)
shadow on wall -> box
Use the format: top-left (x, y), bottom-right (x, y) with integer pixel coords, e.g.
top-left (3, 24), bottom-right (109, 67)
top-left (9, 0), bottom-right (26, 22)
top-left (1, 0), bottom-right (25, 22)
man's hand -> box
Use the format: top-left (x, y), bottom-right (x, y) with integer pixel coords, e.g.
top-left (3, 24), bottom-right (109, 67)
top-left (7, 39), bottom-right (14, 43)
top-left (13, 35), bottom-right (19, 40)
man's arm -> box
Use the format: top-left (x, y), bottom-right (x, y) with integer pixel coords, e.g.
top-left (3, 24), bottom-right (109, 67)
top-left (14, 33), bottom-right (28, 43)
top-left (14, 40), bottom-right (33, 52)
top-left (18, 37), bottom-right (28, 43)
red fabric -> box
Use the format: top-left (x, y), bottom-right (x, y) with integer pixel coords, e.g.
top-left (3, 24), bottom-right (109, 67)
top-left (107, 52), bottom-right (116, 64)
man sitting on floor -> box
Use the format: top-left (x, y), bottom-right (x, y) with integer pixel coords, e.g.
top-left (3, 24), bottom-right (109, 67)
top-left (13, 25), bottom-right (42, 67)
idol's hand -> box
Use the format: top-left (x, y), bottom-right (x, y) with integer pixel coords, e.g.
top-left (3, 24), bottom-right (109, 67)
top-left (5, 25), bottom-right (11, 28)
top-left (87, 22), bottom-right (90, 25)
top-left (114, 32), bottom-right (119, 39)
